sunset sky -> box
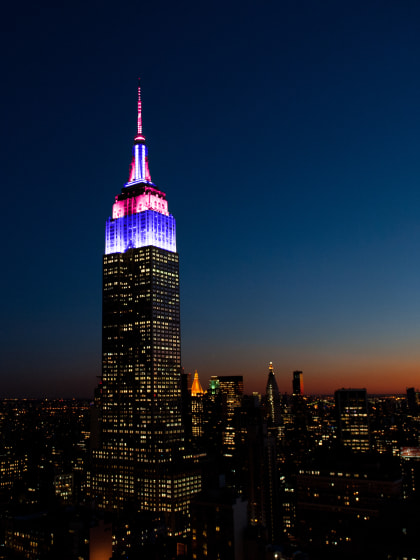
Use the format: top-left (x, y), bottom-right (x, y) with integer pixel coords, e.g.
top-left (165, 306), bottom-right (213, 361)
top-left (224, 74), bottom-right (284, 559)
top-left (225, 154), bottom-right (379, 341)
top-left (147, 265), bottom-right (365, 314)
top-left (2, 0), bottom-right (420, 396)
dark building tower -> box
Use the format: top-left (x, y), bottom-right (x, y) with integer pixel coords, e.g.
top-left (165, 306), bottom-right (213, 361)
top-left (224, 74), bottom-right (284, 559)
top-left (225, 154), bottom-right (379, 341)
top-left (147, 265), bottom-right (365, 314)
top-left (217, 376), bottom-right (243, 458)
top-left (292, 370), bottom-right (303, 396)
top-left (335, 388), bottom-right (370, 453)
top-left (88, 81), bottom-right (201, 532)
top-left (265, 362), bottom-right (281, 426)
top-left (406, 387), bottom-right (419, 416)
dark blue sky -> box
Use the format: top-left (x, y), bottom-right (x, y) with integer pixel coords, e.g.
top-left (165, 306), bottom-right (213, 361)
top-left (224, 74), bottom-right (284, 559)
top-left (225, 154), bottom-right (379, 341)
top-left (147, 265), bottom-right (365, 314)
top-left (2, 0), bottom-right (420, 396)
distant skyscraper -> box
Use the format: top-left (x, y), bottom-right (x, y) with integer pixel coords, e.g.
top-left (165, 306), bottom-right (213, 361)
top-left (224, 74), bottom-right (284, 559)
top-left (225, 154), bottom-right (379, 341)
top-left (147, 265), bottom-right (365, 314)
top-left (335, 388), bottom-right (370, 453)
top-left (208, 376), bottom-right (220, 400)
top-left (191, 370), bottom-right (205, 438)
top-left (88, 81), bottom-right (200, 532)
top-left (191, 370), bottom-right (204, 397)
top-left (216, 376), bottom-right (243, 458)
top-left (406, 387), bottom-right (419, 416)
top-left (292, 370), bottom-right (303, 396)
top-left (217, 376), bottom-right (244, 409)
top-left (266, 362), bottom-right (281, 426)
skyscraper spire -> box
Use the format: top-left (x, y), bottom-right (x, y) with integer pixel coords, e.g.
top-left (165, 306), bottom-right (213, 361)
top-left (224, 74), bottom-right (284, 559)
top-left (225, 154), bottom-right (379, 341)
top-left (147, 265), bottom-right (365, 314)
top-left (135, 77), bottom-right (145, 142)
top-left (128, 78), bottom-right (152, 184)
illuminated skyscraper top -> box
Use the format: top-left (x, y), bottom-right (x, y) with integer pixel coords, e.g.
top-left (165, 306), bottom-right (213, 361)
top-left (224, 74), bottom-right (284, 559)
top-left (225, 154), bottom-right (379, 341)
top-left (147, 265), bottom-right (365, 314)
top-left (105, 79), bottom-right (176, 255)
top-left (191, 370), bottom-right (204, 396)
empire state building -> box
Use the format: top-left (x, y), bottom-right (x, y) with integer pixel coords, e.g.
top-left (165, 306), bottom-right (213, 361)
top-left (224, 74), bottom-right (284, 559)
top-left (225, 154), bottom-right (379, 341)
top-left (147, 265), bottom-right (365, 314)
top-left (88, 81), bottom-right (201, 532)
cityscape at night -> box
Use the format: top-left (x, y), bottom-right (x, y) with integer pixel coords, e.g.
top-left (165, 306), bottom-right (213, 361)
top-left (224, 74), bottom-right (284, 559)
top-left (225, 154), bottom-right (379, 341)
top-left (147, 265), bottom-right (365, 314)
top-left (3, 0), bottom-right (420, 558)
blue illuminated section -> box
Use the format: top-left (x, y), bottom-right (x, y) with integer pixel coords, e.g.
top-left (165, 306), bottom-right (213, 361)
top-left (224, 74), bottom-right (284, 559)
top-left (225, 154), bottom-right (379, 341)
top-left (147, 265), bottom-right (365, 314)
top-left (106, 82), bottom-right (176, 255)
top-left (105, 210), bottom-right (176, 255)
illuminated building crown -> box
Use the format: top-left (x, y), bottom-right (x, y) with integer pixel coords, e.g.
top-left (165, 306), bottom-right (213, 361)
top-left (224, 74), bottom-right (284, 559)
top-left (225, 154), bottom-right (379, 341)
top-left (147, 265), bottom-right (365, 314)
top-left (105, 80), bottom-right (176, 255)
top-left (191, 370), bottom-right (204, 396)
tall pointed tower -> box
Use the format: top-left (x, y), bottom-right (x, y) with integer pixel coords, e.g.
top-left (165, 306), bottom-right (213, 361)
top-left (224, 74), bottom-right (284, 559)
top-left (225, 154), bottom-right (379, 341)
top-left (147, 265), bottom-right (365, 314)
top-left (266, 362), bottom-right (281, 426)
top-left (88, 81), bottom-right (201, 533)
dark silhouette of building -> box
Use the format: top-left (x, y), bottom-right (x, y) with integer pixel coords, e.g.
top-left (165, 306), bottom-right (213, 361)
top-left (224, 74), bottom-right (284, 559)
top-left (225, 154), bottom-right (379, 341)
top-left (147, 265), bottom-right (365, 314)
top-left (406, 387), bottom-right (419, 416)
top-left (180, 370), bottom-right (192, 444)
top-left (87, 81), bottom-right (201, 534)
top-left (235, 397), bottom-right (283, 545)
top-left (292, 371), bottom-right (303, 396)
top-left (191, 487), bottom-right (247, 560)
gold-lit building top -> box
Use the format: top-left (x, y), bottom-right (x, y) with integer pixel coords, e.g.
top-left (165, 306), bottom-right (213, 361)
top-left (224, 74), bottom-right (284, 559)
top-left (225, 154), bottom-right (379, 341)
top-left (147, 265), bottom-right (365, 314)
top-left (191, 370), bottom-right (204, 396)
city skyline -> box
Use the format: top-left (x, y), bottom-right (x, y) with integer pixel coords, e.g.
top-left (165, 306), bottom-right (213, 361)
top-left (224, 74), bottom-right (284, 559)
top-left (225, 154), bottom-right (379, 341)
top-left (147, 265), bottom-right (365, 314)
top-left (3, 0), bottom-right (420, 397)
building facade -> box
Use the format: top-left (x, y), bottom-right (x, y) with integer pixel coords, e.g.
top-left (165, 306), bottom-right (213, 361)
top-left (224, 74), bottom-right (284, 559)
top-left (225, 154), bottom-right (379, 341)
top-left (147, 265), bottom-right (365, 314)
top-left (217, 376), bottom-right (244, 458)
top-left (335, 388), bottom-right (370, 453)
top-left (88, 82), bottom-right (201, 533)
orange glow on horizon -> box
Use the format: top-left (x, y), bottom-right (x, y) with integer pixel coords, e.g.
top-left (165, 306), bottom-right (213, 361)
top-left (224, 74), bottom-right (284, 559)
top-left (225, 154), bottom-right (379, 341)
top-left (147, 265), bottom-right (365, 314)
top-left (194, 357), bottom-right (420, 396)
